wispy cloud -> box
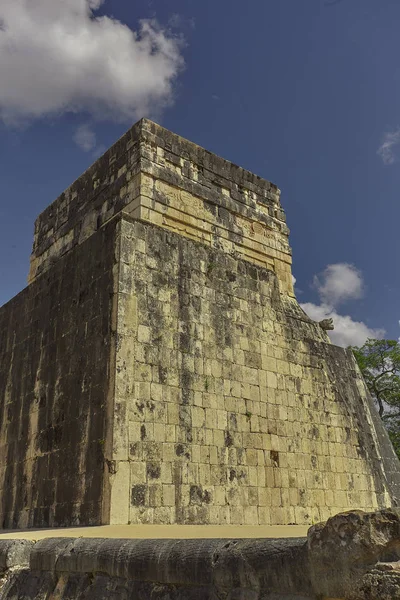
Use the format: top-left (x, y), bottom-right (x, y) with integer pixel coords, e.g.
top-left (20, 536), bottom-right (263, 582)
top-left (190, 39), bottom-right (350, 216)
top-left (301, 302), bottom-right (384, 348)
top-left (73, 124), bottom-right (96, 152)
top-left (168, 14), bottom-right (195, 31)
top-left (313, 263), bottom-right (363, 308)
top-left (300, 263), bottom-right (385, 347)
top-left (0, 0), bottom-right (185, 126)
top-left (377, 129), bottom-right (400, 165)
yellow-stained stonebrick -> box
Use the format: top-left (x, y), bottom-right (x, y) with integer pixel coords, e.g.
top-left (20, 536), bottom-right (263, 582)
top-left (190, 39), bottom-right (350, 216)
top-left (199, 464), bottom-right (211, 485)
top-left (243, 506), bottom-right (258, 525)
top-left (213, 429), bottom-right (225, 448)
top-left (266, 371), bottom-right (277, 389)
top-left (217, 410), bottom-right (227, 430)
top-left (246, 444), bottom-right (260, 466)
top-left (209, 446), bottom-right (218, 465)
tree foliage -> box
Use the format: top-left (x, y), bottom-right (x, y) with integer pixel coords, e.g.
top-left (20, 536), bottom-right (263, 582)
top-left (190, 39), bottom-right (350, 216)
top-left (351, 339), bottom-right (400, 457)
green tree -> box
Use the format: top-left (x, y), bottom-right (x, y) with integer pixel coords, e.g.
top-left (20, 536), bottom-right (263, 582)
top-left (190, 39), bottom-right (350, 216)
top-left (351, 339), bottom-right (400, 458)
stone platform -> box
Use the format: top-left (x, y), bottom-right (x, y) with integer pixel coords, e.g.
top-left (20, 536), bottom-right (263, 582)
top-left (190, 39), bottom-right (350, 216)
top-left (0, 523), bottom-right (308, 540)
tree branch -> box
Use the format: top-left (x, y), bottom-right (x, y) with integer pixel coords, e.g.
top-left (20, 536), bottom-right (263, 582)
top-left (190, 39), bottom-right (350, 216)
top-left (375, 392), bottom-right (385, 417)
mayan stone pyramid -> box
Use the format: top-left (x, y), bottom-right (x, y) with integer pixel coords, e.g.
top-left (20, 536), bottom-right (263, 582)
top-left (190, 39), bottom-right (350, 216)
top-left (0, 118), bottom-right (399, 529)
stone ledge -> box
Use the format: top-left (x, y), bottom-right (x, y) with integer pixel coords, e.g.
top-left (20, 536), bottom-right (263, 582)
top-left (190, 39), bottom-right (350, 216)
top-left (1, 510), bottom-right (400, 599)
top-left (0, 540), bottom-right (33, 571)
top-left (2, 536), bottom-right (312, 599)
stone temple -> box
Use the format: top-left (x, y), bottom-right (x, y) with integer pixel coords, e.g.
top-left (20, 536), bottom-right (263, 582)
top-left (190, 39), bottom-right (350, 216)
top-left (0, 118), bottom-right (399, 530)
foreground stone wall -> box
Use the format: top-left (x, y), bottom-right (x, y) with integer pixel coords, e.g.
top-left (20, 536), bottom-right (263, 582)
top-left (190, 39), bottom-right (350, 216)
top-left (1, 510), bottom-right (400, 600)
top-left (109, 216), bottom-right (400, 525)
top-left (0, 222), bottom-right (117, 528)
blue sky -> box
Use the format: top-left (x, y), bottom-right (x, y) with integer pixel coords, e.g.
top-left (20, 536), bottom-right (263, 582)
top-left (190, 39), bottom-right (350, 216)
top-left (1, 0), bottom-right (399, 347)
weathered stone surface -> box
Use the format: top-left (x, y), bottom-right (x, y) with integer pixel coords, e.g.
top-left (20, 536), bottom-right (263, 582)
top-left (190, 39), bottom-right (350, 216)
top-left (1, 510), bottom-right (400, 599)
top-left (0, 221), bottom-right (118, 528)
top-left (0, 535), bottom-right (312, 600)
top-left (319, 318), bottom-right (334, 331)
top-left (28, 119), bottom-right (293, 296)
top-left (0, 540), bottom-right (33, 570)
top-left (350, 569), bottom-right (400, 600)
top-left (110, 217), bottom-right (400, 526)
top-left (308, 508), bottom-right (400, 599)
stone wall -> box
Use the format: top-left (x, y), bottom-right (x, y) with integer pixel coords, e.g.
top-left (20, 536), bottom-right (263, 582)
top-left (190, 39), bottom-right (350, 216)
top-left (29, 119), bottom-right (293, 296)
top-left (0, 221), bottom-right (117, 528)
top-left (2, 208), bottom-right (399, 528)
top-left (109, 215), bottom-right (400, 526)
top-left (1, 117), bottom-right (400, 528)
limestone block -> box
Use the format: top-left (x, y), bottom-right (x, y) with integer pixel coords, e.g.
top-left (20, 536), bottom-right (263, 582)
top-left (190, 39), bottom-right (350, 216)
top-left (308, 509), bottom-right (400, 600)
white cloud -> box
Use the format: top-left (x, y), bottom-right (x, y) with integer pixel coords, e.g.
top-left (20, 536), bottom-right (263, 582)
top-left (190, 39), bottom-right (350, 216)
top-left (313, 263), bottom-right (363, 308)
top-left (73, 124), bottom-right (96, 152)
top-left (301, 302), bottom-right (385, 348)
top-left (292, 273), bottom-right (303, 295)
top-left (299, 263), bottom-right (384, 348)
top-left (377, 129), bottom-right (400, 165)
top-left (0, 0), bottom-right (184, 125)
